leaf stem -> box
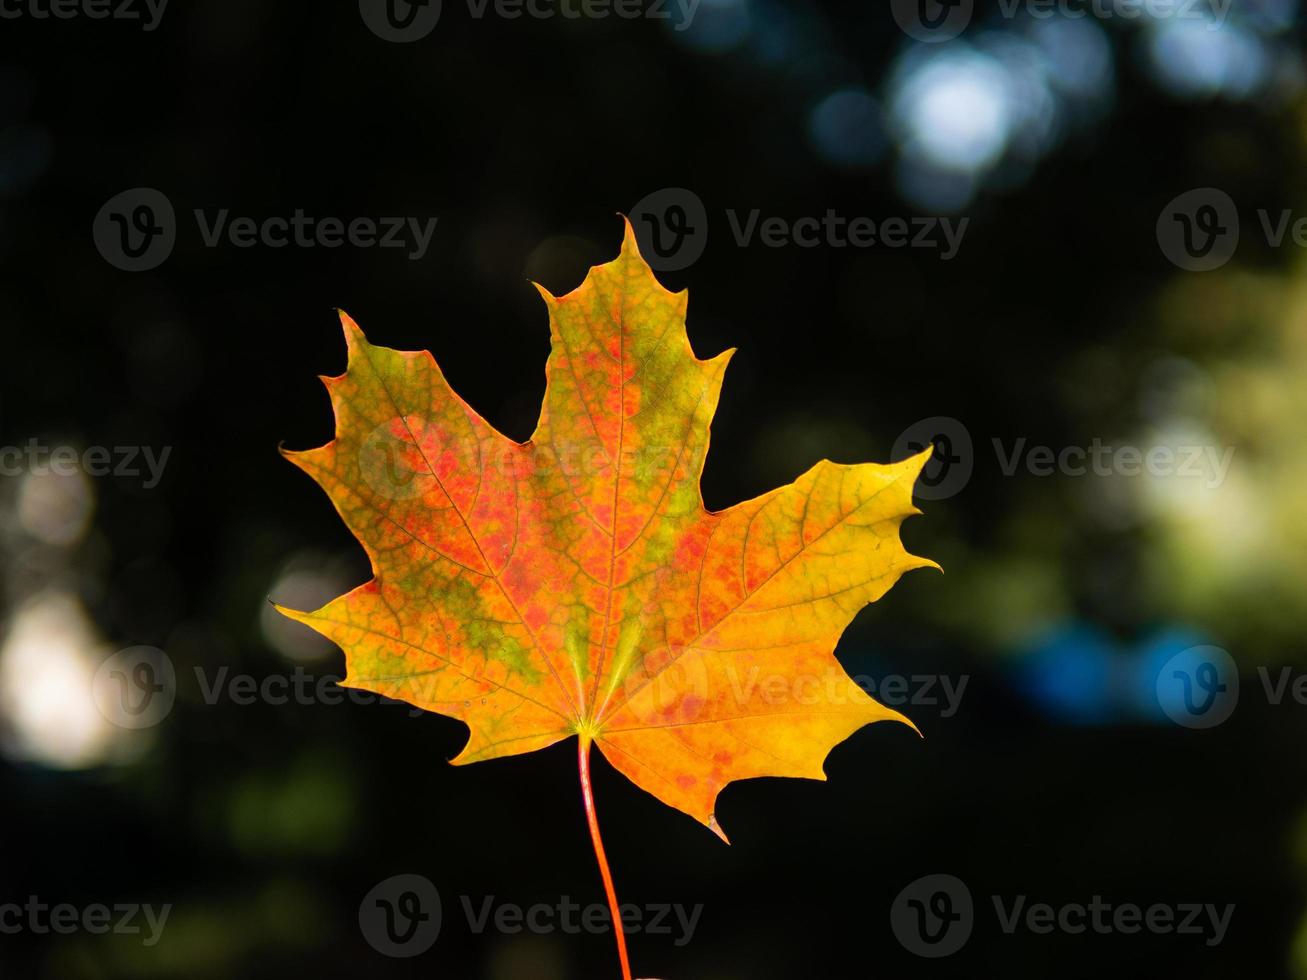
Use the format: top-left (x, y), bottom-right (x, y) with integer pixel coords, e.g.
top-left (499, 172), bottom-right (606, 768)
top-left (578, 734), bottom-right (633, 980)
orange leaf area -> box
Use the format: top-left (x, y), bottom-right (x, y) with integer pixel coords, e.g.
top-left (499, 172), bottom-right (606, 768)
top-left (277, 220), bottom-right (936, 840)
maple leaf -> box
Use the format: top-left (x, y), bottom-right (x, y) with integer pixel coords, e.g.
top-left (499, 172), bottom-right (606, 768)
top-left (276, 218), bottom-right (936, 977)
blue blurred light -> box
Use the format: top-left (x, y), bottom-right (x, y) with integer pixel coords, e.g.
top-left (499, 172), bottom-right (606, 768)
top-left (1147, 19), bottom-right (1271, 99)
top-left (1028, 17), bottom-right (1114, 99)
top-left (1010, 621), bottom-right (1227, 726)
top-left (1131, 627), bottom-right (1220, 723)
top-left (746, 0), bottom-right (808, 66)
top-left (893, 158), bottom-right (976, 213)
top-left (667, 0), bottom-right (751, 53)
top-left (1241, 0), bottom-right (1300, 34)
top-left (0, 125), bottom-right (51, 197)
top-left (1011, 623), bottom-right (1118, 725)
top-left (889, 47), bottom-right (1016, 173)
top-left (808, 89), bottom-right (885, 169)
top-left (982, 33), bottom-right (1058, 161)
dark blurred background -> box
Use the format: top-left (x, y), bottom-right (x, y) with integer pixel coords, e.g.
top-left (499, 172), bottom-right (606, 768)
top-left (2, 0), bottom-right (1306, 977)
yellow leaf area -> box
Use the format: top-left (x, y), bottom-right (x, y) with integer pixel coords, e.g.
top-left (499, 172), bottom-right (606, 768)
top-left (276, 220), bottom-right (936, 840)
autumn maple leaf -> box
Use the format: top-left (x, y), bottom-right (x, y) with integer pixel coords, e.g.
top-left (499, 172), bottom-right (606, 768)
top-left (276, 218), bottom-right (936, 977)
